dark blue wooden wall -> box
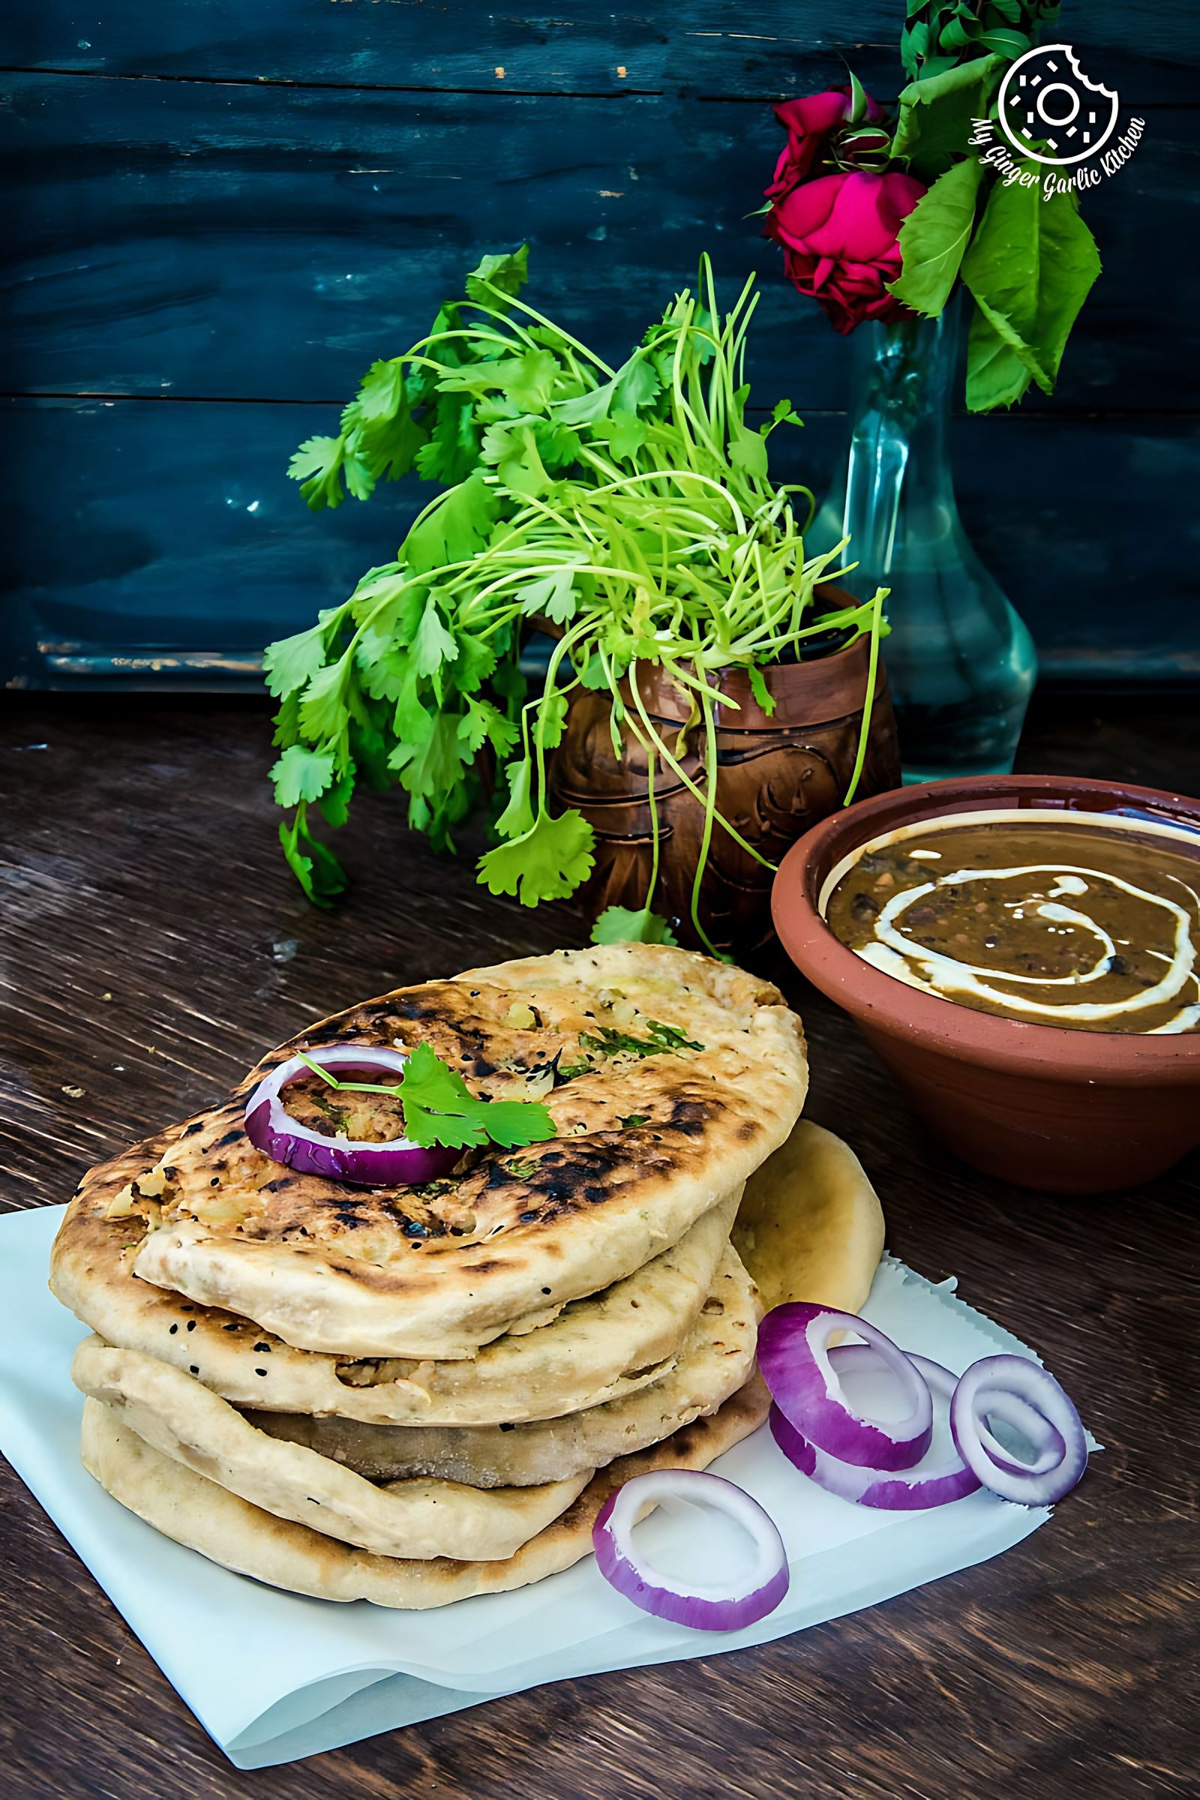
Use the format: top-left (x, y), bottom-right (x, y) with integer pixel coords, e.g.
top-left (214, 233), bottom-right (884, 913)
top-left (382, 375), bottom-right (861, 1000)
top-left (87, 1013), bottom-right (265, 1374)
top-left (3, 2), bottom-right (1197, 688)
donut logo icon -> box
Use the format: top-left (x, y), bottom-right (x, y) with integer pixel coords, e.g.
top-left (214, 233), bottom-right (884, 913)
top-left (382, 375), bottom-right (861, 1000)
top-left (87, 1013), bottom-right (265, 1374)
top-left (997, 44), bottom-right (1120, 167)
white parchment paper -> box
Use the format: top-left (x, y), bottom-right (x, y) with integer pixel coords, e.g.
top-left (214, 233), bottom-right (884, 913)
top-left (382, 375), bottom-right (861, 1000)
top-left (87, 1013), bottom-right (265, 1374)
top-left (0, 1204), bottom-right (1068, 1769)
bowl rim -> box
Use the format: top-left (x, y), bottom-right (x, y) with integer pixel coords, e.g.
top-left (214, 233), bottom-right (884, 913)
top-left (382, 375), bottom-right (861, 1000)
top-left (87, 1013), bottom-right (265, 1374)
top-left (771, 771), bottom-right (1200, 1084)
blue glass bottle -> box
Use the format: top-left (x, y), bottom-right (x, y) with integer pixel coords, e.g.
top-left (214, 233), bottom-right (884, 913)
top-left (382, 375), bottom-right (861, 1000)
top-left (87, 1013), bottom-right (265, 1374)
top-left (812, 295), bottom-right (1037, 782)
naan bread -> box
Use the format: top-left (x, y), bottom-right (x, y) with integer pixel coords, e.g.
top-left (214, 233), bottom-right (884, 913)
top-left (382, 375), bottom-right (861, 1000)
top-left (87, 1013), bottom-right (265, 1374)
top-left (72, 1340), bottom-right (590, 1561)
top-left (733, 1120), bottom-right (885, 1314)
top-left (80, 1375), bottom-right (770, 1608)
top-left (251, 1241), bottom-right (758, 1486)
top-left (111, 946), bottom-right (806, 1356)
top-left (51, 1152), bottom-right (740, 1426)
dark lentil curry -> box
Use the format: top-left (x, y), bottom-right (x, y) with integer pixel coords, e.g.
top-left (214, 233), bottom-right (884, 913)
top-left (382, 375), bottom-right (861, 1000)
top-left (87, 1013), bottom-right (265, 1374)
top-left (824, 811), bottom-right (1200, 1035)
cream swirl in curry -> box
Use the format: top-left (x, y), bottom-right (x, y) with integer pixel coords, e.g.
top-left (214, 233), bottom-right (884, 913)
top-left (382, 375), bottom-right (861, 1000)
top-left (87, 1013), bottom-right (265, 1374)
top-left (823, 809), bottom-right (1200, 1035)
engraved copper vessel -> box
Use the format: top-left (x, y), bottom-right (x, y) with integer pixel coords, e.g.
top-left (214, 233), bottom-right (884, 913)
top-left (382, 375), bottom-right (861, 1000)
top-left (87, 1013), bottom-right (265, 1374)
top-left (549, 587), bottom-right (901, 955)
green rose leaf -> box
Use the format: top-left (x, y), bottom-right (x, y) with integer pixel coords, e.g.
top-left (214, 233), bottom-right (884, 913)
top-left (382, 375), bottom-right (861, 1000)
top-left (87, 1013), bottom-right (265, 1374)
top-left (964, 301), bottom-right (1033, 411)
top-left (890, 56), bottom-right (1003, 181)
top-left (889, 155), bottom-right (985, 317)
top-left (961, 172), bottom-right (1101, 403)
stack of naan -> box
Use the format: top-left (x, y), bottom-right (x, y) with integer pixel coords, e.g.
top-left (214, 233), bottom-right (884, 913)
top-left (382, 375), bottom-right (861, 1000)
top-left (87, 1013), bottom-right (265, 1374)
top-left (50, 944), bottom-right (882, 1609)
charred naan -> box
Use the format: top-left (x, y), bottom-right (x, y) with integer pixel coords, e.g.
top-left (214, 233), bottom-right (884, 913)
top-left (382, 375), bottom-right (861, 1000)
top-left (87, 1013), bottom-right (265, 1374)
top-left (249, 1241), bottom-right (758, 1486)
top-left (70, 946), bottom-right (806, 1357)
top-left (80, 1374), bottom-right (770, 1608)
top-left (51, 1144), bottom-right (740, 1425)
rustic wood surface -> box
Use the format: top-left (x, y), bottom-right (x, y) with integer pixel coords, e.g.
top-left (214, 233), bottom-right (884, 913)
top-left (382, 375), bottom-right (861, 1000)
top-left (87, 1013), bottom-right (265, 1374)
top-left (0, 689), bottom-right (1196, 1800)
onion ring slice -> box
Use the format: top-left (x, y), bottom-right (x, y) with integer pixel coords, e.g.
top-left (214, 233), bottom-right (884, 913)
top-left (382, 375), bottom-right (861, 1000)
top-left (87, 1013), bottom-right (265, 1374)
top-left (757, 1303), bottom-right (933, 1470)
top-left (592, 1469), bottom-right (789, 1632)
top-left (950, 1354), bottom-right (1087, 1506)
top-left (243, 1044), bottom-right (460, 1187)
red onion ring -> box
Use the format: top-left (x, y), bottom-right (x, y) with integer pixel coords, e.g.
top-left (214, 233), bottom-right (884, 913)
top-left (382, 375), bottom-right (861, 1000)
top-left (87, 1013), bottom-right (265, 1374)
top-left (757, 1303), bottom-right (933, 1470)
top-left (950, 1354), bottom-right (1088, 1506)
top-left (243, 1044), bottom-right (460, 1187)
top-left (769, 1349), bottom-right (982, 1509)
top-left (592, 1469), bottom-right (789, 1632)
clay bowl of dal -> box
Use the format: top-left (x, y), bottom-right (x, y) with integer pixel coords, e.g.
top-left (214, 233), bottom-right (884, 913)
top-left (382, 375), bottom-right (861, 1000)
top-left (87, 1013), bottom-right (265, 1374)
top-left (772, 774), bottom-right (1200, 1194)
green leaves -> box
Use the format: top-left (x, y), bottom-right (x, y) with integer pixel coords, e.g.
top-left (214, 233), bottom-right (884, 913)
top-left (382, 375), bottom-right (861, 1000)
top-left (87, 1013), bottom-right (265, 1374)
top-left (477, 808), bottom-right (595, 907)
top-left (890, 156), bottom-right (985, 316)
top-left (279, 807), bottom-right (348, 909)
top-left (270, 745), bottom-right (336, 808)
top-left (590, 905), bottom-right (678, 947)
top-left (263, 623), bottom-right (332, 700)
top-left (519, 569), bottom-right (579, 627)
top-left (465, 245), bottom-right (530, 308)
top-left (961, 172), bottom-right (1101, 410)
top-left (404, 474), bottom-right (500, 574)
top-left (412, 594), bottom-right (459, 676)
top-left (397, 1040), bottom-right (556, 1152)
top-left (890, 58), bottom-right (1003, 181)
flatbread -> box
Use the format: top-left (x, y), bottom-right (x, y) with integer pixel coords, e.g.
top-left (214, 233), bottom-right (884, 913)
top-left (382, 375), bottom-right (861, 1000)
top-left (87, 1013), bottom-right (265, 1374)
top-left (732, 1120), bottom-right (885, 1314)
top-left (250, 1241), bottom-right (759, 1486)
top-left (72, 1339), bottom-right (590, 1562)
top-left (51, 1158), bottom-right (740, 1426)
top-left (80, 1375), bottom-right (770, 1608)
top-left (104, 945), bottom-right (806, 1356)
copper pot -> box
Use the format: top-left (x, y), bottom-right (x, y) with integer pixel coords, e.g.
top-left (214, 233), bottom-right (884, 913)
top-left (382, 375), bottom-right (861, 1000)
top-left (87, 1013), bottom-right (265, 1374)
top-left (548, 587), bottom-right (901, 955)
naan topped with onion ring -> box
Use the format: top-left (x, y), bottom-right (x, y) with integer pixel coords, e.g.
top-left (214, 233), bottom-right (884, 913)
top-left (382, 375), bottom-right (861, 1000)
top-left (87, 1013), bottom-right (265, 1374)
top-left (54, 946), bottom-right (807, 1360)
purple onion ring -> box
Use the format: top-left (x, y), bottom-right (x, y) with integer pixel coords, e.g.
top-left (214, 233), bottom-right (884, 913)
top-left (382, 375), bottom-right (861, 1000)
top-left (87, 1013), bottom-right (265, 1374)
top-left (243, 1043), bottom-right (460, 1187)
top-left (769, 1348), bottom-right (981, 1509)
top-left (758, 1303), bottom-right (933, 1470)
top-left (592, 1469), bottom-right (789, 1632)
top-left (950, 1354), bottom-right (1088, 1506)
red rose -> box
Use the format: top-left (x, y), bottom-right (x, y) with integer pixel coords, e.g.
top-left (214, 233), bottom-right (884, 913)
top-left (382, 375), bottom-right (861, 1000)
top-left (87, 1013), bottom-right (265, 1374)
top-left (765, 87), bottom-right (886, 199)
top-left (766, 170), bottom-right (927, 334)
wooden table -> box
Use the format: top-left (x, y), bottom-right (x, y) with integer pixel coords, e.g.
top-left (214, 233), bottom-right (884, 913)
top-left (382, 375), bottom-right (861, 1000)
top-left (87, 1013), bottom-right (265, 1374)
top-left (1, 690), bottom-right (1196, 1800)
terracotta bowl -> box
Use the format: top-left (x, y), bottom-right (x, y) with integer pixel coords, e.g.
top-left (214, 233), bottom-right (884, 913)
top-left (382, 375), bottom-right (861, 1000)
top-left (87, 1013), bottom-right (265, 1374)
top-left (771, 774), bottom-right (1200, 1194)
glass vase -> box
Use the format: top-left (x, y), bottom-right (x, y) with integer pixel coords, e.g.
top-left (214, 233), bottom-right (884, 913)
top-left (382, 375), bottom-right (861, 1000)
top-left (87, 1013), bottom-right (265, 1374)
top-left (811, 295), bottom-right (1037, 782)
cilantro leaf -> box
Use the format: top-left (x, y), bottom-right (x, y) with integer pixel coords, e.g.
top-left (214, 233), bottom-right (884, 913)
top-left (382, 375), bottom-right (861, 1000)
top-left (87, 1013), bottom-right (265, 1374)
top-left (477, 809), bottom-right (595, 906)
top-left (519, 569), bottom-right (579, 626)
top-left (494, 758), bottom-right (535, 838)
top-left (465, 245), bottom-right (530, 307)
top-left (412, 594), bottom-right (460, 677)
top-left (288, 436), bottom-right (348, 510)
top-left (405, 474), bottom-right (499, 574)
top-left (458, 696), bottom-right (518, 757)
top-left (591, 904), bottom-right (678, 946)
top-left (279, 808), bottom-right (348, 909)
top-left (263, 624), bottom-right (331, 700)
top-left (499, 349), bottom-right (558, 412)
top-left (271, 745), bottom-right (336, 808)
top-left (298, 653), bottom-right (352, 741)
top-left (398, 1040), bottom-right (555, 1151)
top-left (389, 713), bottom-right (472, 799)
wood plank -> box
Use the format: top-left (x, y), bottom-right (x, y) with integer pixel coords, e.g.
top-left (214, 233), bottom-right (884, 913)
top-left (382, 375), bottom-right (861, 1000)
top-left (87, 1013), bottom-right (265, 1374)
top-left (1, 74), bottom-right (1192, 411)
top-left (7, 0), bottom-right (1192, 99)
top-left (2, 396), bottom-right (1195, 687)
top-left (0, 688), bottom-right (1197, 1798)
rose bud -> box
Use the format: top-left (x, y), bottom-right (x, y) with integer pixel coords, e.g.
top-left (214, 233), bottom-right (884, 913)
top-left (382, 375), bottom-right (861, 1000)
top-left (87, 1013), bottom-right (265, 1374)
top-left (766, 169), bottom-right (927, 335)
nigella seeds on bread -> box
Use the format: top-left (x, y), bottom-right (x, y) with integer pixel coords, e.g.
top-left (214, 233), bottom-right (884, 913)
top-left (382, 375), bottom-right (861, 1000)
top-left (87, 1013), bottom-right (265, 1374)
top-left (49, 944), bottom-right (842, 1610)
top-left (68, 946), bottom-right (807, 1359)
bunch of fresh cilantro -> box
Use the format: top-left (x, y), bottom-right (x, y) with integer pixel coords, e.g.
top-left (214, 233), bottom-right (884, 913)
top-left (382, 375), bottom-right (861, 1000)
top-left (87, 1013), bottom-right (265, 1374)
top-left (267, 251), bottom-right (885, 954)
